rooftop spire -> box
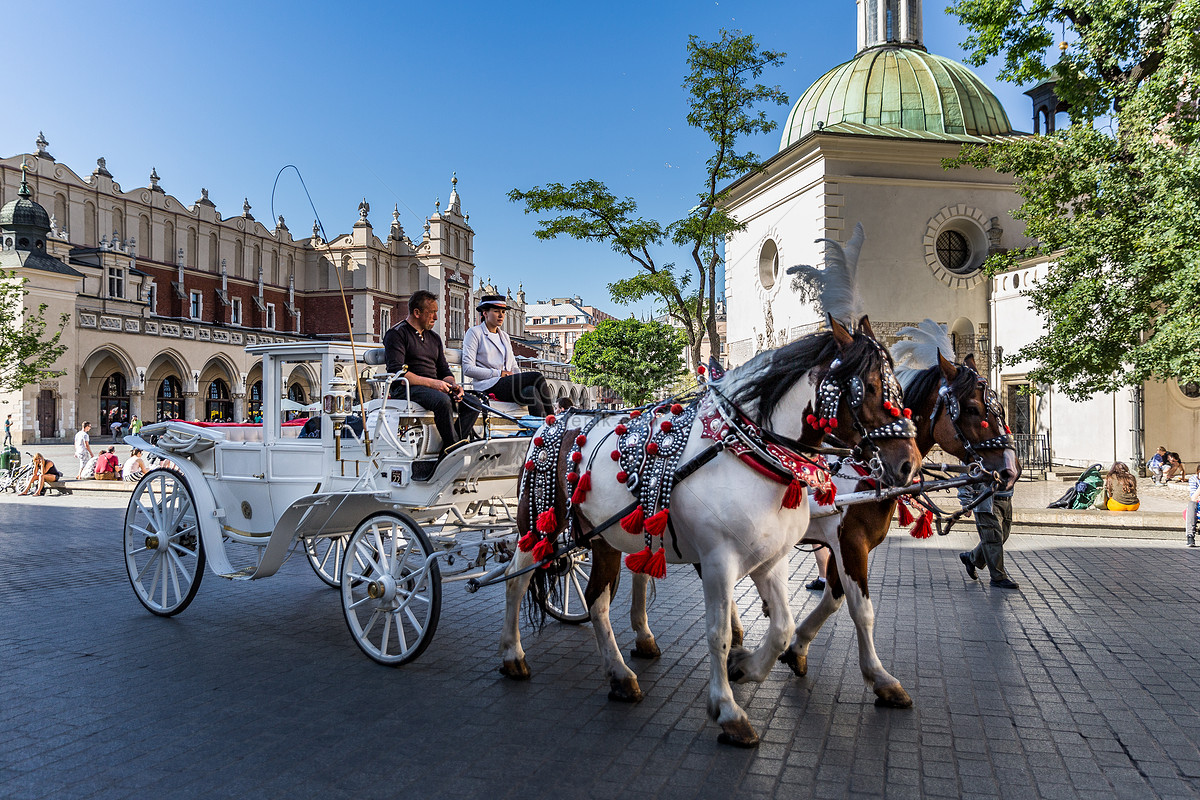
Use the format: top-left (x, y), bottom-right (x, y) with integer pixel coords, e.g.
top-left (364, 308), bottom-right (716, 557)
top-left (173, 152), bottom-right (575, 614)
top-left (18, 158), bottom-right (32, 198)
top-left (857, 0), bottom-right (923, 53)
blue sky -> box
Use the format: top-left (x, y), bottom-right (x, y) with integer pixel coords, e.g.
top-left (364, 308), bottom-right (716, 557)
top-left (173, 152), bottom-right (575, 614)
top-left (3, 0), bottom-right (1033, 317)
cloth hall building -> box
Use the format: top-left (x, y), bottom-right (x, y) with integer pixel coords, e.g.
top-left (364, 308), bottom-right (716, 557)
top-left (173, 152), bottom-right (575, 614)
top-left (0, 140), bottom-right (479, 444)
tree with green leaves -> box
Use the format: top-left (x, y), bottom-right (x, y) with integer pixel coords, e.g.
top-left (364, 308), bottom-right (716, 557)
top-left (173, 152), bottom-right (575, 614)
top-left (509, 30), bottom-right (787, 371)
top-left (946, 0), bottom-right (1200, 399)
top-left (571, 318), bottom-right (687, 406)
top-left (0, 272), bottom-right (68, 393)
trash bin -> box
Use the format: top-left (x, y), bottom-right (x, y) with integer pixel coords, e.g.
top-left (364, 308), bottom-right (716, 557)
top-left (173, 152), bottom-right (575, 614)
top-left (0, 449), bottom-right (8, 471)
top-left (0, 447), bottom-right (16, 472)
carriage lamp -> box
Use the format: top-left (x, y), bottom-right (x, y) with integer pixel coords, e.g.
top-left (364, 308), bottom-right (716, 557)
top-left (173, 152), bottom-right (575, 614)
top-left (325, 375), bottom-right (354, 460)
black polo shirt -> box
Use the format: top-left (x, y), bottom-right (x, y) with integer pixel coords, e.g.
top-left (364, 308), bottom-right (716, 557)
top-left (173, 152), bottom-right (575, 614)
top-left (383, 319), bottom-right (451, 380)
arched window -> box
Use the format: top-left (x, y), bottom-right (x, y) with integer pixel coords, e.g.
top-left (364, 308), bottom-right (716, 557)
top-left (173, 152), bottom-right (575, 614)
top-left (157, 376), bottom-right (183, 421)
top-left (111, 207), bottom-right (124, 240)
top-left (139, 215), bottom-right (151, 258)
top-left (188, 227), bottom-right (198, 266)
top-left (163, 221), bottom-right (176, 263)
top-left (209, 232), bottom-right (219, 271)
top-left (206, 379), bottom-right (232, 421)
top-left (288, 382), bottom-right (307, 404)
top-left (758, 239), bottom-right (779, 289)
top-left (54, 194), bottom-right (67, 235)
top-left (100, 373), bottom-right (129, 429)
top-left (84, 200), bottom-right (97, 245)
top-left (248, 380), bottom-right (263, 421)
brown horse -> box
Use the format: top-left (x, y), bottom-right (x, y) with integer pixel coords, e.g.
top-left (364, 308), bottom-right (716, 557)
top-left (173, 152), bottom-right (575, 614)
top-left (779, 348), bottom-right (1019, 706)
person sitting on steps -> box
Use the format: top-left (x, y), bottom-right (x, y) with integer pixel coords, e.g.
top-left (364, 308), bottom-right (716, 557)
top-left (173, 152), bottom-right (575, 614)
top-left (462, 294), bottom-right (553, 417)
top-left (383, 290), bottom-right (479, 477)
top-left (20, 453), bottom-right (68, 496)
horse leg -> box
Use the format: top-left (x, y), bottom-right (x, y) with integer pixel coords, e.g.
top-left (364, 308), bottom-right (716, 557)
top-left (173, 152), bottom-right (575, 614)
top-left (700, 559), bottom-right (759, 747)
top-left (835, 536), bottom-right (911, 708)
top-left (781, 566), bottom-right (845, 676)
top-left (498, 547), bottom-right (537, 680)
top-left (587, 538), bottom-right (643, 702)
top-left (695, 562), bottom-right (743, 647)
top-left (628, 572), bottom-right (661, 660)
top-left (727, 555), bottom-right (793, 683)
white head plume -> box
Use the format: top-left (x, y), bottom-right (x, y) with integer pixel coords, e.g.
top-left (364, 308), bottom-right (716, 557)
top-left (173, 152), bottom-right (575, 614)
top-left (891, 318), bottom-right (954, 389)
top-left (787, 222), bottom-right (866, 327)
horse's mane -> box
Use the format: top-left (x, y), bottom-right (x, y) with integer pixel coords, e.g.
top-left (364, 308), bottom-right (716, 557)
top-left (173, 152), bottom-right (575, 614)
top-left (898, 362), bottom-right (980, 411)
top-left (725, 329), bottom-right (886, 425)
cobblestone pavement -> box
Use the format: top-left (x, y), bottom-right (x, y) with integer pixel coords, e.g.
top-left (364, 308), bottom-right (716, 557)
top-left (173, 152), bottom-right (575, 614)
top-left (2, 492), bottom-right (1199, 799)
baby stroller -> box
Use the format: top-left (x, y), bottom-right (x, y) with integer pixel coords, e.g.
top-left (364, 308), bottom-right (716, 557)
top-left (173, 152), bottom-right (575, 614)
top-left (0, 449), bottom-right (29, 493)
top-left (1047, 463), bottom-right (1105, 509)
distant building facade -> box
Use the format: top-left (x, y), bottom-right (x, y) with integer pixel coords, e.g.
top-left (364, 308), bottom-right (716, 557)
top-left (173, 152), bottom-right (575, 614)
top-left (524, 296), bottom-right (619, 407)
top-left (0, 138), bottom-right (475, 442)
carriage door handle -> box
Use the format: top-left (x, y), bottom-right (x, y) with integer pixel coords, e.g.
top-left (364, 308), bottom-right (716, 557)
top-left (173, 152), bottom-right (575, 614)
top-left (253, 473), bottom-right (265, 479)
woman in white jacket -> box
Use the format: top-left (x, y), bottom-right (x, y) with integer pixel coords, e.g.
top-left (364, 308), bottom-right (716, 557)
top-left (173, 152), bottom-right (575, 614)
top-left (461, 295), bottom-right (553, 416)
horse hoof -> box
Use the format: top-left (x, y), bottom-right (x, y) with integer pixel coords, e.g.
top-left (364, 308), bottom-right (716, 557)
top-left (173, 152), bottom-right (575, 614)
top-left (629, 641), bottom-right (661, 660)
top-left (717, 720), bottom-right (760, 748)
top-left (498, 658), bottom-right (531, 681)
top-left (873, 684), bottom-right (913, 708)
top-left (779, 649), bottom-right (807, 677)
top-left (608, 677), bottom-right (644, 703)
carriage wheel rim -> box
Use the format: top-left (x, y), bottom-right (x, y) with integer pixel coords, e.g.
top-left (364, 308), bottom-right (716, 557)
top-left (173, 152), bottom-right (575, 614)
top-left (124, 470), bottom-right (203, 616)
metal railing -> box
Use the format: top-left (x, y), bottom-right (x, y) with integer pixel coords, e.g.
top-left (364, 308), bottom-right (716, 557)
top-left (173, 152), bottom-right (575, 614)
top-left (1012, 433), bottom-right (1050, 476)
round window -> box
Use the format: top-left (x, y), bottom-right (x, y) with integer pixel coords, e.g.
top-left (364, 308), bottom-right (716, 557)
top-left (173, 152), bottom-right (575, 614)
top-left (1181, 382), bottom-right (1200, 398)
top-left (758, 239), bottom-right (779, 290)
top-left (936, 230), bottom-right (971, 273)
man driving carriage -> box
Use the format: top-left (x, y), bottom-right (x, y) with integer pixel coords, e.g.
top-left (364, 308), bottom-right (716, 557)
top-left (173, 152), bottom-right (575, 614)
top-left (462, 294), bottom-right (553, 417)
top-left (383, 289), bottom-right (479, 459)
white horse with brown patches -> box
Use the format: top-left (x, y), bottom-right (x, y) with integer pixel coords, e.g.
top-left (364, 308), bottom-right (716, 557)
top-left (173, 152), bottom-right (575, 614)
top-left (498, 317), bottom-right (921, 747)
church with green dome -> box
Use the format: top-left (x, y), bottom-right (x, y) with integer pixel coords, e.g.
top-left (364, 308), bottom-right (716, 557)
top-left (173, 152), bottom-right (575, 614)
top-left (723, 0), bottom-right (1032, 406)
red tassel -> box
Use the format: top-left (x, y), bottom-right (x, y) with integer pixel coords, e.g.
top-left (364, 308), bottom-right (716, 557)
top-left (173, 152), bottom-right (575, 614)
top-left (532, 537), bottom-right (554, 562)
top-left (625, 546), bottom-right (651, 573)
top-left (518, 532), bottom-right (537, 552)
top-left (645, 547), bottom-right (666, 578)
top-left (781, 478), bottom-right (803, 509)
top-left (644, 508), bottom-right (669, 537)
top-left (814, 483), bottom-right (836, 506)
top-left (910, 512), bottom-right (934, 539)
top-left (898, 501), bottom-right (914, 527)
top-left (621, 505), bottom-right (645, 534)
top-left (571, 471), bottom-right (592, 504)
top-left (537, 508), bottom-right (558, 534)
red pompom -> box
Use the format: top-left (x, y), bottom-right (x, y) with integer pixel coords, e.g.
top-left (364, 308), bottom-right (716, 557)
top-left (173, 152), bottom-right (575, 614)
top-left (646, 442), bottom-right (659, 456)
top-left (518, 532), bottom-right (537, 552)
top-left (566, 471), bottom-right (578, 484)
top-left (615, 424), bottom-right (628, 435)
top-left (698, 365), bottom-right (706, 375)
top-left (536, 508), bottom-right (558, 534)
top-left (824, 427), bottom-right (833, 434)
top-left (532, 537), bottom-right (554, 562)
top-left (488, 393), bottom-right (497, 400)
top-left (981, 420), bottom-right (989, 429)
top-left (524, 460), bottom-right (535, 471)
top-left (891, 408), bottom-right (901, 417)
top-left (806, 414), bottom-right (816, 425)
top-left (630, 410), bottom-right (641, 418)
top-left (611, 450), bottom-right (621, 461)
top-left (546, 414), bottom-right (556, 425)
top-left (616, 470), bottom-right (628, 483)
top-left (910, 512), bottom-right (934, 539)
top-left (575, 434), bottom-right (587, 446)
top-left (1005, 425), bottom-right (1011, 434)
top-left (883, 401), bottom-right (892, 411)
top-left (625, 547), bottom-right (651, 574)
top-left (829, 418), bottom-right (838, 428)
top-left (903, 408), bottom-right (913, 418)
top-left (571, 451), bottom-right (583, 463)
top-left (645, 547), bottom-right (667, 579)
top-left (533, 436), bottom-right (544, 447)
top-left (644, 508), bottom-right (669, 537)
top-left (897, 501), bottom-right (915, 527)
top-left (660, 420), bottom-right (673, 432)
top-left (818, 418), bottom-right (827, 427)
top-left (781, 478), bottom-right (803, 509)
top-left (670, 403), bottom-right (683, 414)
top-left (571, 471), bottom-right (592, 504)
top-left (621, 505), bottom-right (645, 534)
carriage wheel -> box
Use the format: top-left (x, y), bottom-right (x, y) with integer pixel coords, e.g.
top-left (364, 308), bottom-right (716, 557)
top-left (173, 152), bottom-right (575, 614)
top-left (341, 513), bottom-right (441, 666)
top-left (305, 534), bottom-right (349, 588)
top-left (538, 535), bottom-right (596, 625)
top-left (124, 469), bottom-right (205, 617)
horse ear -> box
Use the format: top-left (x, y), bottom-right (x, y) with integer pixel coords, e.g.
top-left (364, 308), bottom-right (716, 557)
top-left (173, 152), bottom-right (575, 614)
top-left (855, 315), bottom-right (876, 339)
top-left (829, 314), bottom-right (854, 348)
top-left (964, 353), bottom-right (978, 372)
top-left (937, 350), bottom-right (959, 380)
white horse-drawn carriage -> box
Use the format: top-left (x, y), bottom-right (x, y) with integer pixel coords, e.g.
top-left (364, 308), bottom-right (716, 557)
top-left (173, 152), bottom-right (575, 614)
top-left (122, 340), bottom-right (590, 665)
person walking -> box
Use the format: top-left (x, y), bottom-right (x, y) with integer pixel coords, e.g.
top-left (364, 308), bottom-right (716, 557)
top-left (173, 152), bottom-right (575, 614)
top-left (807, 545), bottom-right (831, 592)
top-left (958, 481), bottom-right (1019, 589)
top-left (74, 421), bottom-right (93, 479)
top-left (3, 414), bottom-right (12, 447)
top-left (130, 415), bottom-right (142, 436)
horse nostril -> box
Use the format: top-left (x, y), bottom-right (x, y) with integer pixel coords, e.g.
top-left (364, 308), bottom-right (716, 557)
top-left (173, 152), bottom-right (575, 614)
top-left (900, 461), bottom-right (913, 482)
